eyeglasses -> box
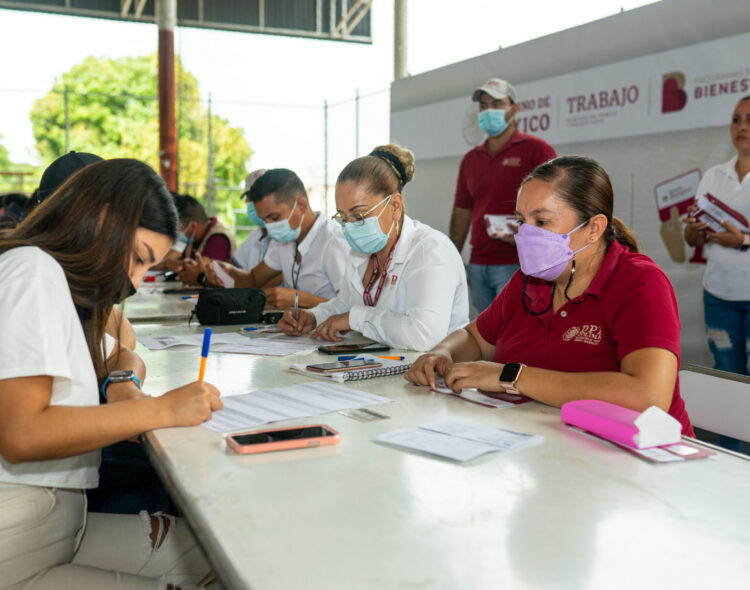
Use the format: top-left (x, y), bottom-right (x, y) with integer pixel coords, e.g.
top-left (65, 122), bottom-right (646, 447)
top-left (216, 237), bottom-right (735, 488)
top-left (332, 194), bottom-right (392, 226)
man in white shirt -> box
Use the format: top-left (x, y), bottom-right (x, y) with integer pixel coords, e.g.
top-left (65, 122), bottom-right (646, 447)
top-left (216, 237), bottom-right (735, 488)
top-left (216, 168), bottom-right (349, 309)
top-left (232, 170), bottom-right (273, 271)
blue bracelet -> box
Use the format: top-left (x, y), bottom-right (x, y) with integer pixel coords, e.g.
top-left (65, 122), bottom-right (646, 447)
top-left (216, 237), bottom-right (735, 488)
top-left (101, 374), bottom-right (142, 402)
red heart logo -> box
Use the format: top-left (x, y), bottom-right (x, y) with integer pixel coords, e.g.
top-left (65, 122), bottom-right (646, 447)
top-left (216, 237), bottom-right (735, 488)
top-left (662, 77), bottom-right (687, 113)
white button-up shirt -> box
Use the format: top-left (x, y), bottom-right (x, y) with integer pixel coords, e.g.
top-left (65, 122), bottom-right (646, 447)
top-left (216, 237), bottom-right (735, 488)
top-left (233, 227), bottom-right (272, 270)
top-left (310, 215), bottom-right (469, 351)
top-left (699, 156), bottom-right (750, 301)
top-left (264, 213), bottom-right (349, 300)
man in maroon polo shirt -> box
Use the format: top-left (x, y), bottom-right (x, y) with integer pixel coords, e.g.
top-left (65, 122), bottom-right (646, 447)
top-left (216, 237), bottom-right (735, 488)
top-left (174, 194), bottom-right (236, 285)
top-left (450, 78), bottom-right (556, 313)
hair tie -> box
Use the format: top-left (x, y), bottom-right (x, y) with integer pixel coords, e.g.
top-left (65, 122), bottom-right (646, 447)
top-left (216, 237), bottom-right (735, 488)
top-left (370, 149), bottom-right (407, 187)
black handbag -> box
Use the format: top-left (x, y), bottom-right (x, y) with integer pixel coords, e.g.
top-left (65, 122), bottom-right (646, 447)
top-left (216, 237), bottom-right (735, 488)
top-left (190, 288), bottom-right (267, 325)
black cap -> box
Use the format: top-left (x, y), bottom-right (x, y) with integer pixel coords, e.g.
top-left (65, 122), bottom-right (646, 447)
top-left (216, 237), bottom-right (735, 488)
top-left (36, 151), bottom-right (103, 204)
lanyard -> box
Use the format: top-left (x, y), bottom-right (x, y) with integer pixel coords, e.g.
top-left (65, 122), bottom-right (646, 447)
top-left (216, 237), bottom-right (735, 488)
top-left (291, 243), bottom-right (301, 289)
top-left (363, 240), bottom-right (398, 307)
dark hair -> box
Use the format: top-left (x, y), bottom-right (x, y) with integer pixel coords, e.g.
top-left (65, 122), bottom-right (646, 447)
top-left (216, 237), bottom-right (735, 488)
top-left (0, 158), bottom-right (178, 380)
top-left (248, 168), bottom-right (307, 206)
top-left (173, 194), bottom-right (208, 225)
top-left (337, 143), bottom-right (415, 195)
top-left (521, 155), bottom-right (639, 253)
top-left (738, 95), bottom-right (750, 104)
top-left (1, 193), bottom-right (28, 210)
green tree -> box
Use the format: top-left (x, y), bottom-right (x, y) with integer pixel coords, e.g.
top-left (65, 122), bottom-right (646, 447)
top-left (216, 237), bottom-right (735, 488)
top-left (0, 134), bottom-right (12, 169)
top-left (29, 54), bottom-right (252, 217)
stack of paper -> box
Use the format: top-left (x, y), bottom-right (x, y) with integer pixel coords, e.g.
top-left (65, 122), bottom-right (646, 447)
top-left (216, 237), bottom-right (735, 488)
top-left (375, 418), bottom-right (543, 462)
top-left (202, 382), bottom-right (392, 433)
top-left (430, 378), bottom-right (530, 409)
top-left (290, 355), bottom-right (411, 382)
top-left (140, 332), bottom-right (253, 350)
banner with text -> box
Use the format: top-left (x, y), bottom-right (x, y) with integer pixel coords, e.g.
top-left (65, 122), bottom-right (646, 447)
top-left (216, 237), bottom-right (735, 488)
top-left (391, 32), bottom-right (750, 159)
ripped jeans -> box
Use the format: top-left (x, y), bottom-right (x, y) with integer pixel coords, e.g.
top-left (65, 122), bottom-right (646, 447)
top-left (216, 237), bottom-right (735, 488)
top-left (703, 289), bottom-right (750, 451)
top-left (0, 482), bottom-right (214, 589)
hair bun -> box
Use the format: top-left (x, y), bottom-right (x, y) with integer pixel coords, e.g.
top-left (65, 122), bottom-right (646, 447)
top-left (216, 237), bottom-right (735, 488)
top-left (370, 144), bottom-right (415, 186)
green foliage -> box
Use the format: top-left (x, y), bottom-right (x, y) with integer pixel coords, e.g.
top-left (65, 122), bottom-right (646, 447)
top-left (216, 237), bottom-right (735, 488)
top-left (0, 134), bottom-right (43, 194)
top-left (29, 54), bottom-right (253, 219)
top-left (0, 135), bottom-right (11, 169)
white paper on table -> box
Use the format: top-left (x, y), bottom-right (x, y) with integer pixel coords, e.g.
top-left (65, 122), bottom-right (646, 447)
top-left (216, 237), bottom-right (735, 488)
top-left (140, 332), bottom-right (252, 350)
top-left (214, 340), bottom-right (317, 356)
top-left (202, 382), bottom-right (393, 433)
top-left (212, 260), bottom-right (235, 288)
top-left (631, 447), bottom-right (685, 463)
top-left (421, 418), bottom-right (544, 450)
top-left (375, 429), bottom-right (500, 462)
top-left (375, 418), bottom-right (543, 462)
top-left (432, 378), bottom-right (514, 409)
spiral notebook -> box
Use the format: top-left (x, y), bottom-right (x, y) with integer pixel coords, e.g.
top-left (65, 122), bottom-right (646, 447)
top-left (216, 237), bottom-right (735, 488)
top-left (290, 355), bottom-right (412, 383)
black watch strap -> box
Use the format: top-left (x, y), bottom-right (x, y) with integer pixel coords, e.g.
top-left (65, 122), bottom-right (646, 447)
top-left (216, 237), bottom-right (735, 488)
top-left (197, 272), bottom-right (207, 285)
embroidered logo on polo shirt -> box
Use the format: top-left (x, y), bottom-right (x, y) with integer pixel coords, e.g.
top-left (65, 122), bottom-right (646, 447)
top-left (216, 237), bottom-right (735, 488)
top-left (563, 325), bottom-right (602, 345)
top-left (502, 157), bottom-right (522, 167)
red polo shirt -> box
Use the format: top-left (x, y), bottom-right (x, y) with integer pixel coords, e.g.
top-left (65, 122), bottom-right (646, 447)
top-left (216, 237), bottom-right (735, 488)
top-left (476, 241), bottom-right (694, 435)
top-left (454, 130), bottom-right (556, 266)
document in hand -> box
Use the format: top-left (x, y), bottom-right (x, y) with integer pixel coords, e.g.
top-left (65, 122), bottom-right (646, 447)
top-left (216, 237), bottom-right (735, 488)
top-left (694, 193), bottom-right (749, 233)
top-left (560, 400), bottom-right (681, 449)
top-left (375, 418), bottom-right (543, 462)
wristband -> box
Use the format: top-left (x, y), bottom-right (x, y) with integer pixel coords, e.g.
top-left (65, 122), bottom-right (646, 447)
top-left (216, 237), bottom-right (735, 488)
top-left (101, 370), bottom-right (142, 402)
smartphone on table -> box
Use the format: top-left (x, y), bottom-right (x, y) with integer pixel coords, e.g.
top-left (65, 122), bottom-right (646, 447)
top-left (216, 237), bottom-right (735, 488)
top-left (306, 359), bottom-right (383, 373)
top-left (226, 424), bottom-right (340, 455)
top-left (318, 341), bottom-right (391, 355)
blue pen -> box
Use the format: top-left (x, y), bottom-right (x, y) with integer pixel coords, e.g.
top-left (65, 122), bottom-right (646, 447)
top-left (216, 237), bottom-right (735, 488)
top-left (198, 328), bottom-right (212, 381)
top-left (242, 326), bottom-right (259, 331)
top-left (182, 294), bottom-right (199, 300)
top-left (338, 355), bottom-right (361, 361)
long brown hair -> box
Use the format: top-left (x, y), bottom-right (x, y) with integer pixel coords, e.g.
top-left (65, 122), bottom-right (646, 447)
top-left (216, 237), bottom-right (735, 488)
top-left (521, 155), bottom-right (639, 253)
top-left (0, 159), bottom-right (177, 381)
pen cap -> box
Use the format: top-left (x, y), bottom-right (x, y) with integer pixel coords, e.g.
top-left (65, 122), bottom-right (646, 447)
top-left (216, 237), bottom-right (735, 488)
top-left (201, 328), bottom-right (212, 357)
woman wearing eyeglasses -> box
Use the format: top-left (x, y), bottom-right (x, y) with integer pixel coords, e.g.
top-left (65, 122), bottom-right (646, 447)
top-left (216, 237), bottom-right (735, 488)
top-left (279, 144), bottom-right (469, 351)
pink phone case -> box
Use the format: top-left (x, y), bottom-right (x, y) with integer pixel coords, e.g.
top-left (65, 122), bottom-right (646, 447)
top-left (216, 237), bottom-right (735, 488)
top-left (226, 424), bottom-right (341, 455)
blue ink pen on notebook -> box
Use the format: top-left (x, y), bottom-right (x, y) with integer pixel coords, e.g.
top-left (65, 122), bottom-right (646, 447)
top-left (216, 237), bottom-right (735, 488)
top-left (198, 328), bottom-right (212, 381)
top-left (182, 294), bottom-right (199, 300)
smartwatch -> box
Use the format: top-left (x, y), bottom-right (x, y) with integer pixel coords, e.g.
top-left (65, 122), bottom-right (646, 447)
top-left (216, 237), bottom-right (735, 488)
top-left (499, 363), bottom-right (525, 389)
top-left (197, 272), bottom-right (208, 286)
top-left (741, 234), bottom-right (750, 252)
top-left (101, 370), bottom-right (142, 401)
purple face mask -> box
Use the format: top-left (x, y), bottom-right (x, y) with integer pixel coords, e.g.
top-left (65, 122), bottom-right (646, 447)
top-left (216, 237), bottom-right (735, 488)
top-left (515, 220), bottom-right (590, 281)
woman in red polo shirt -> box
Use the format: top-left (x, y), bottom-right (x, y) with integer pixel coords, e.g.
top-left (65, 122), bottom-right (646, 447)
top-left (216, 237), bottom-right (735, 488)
top-left (405, 155), bottom-right (694, 435)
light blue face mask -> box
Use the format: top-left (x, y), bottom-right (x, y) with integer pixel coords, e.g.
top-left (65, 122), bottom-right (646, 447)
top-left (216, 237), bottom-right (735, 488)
top-left (342, 195), bottom-right (394, 254)
top-left (177, 231), bottom-right (191, 245)
top-left (478, 108), bottom-right (509, 137)
top-left (246, 202), bottom-right (265, 228)
top-left (265, 200), bottom-right (301, 243)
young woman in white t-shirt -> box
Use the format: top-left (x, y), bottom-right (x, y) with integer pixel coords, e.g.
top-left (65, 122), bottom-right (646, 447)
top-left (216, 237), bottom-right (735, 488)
top-left (683, 95), bottom-right (750, 452)
top-left (0, 159), bottom-right (222, 589)
top-left (278, 144), bottom-right (469, 351)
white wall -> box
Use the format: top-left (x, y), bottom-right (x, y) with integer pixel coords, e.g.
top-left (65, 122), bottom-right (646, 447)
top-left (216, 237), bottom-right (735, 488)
top-left (389, 0), bottom-right (750, 367)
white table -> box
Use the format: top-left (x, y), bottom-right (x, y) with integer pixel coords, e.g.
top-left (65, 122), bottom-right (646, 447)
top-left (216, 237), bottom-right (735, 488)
top-left (134, 323), bottom-right (750, 590)
top-left (121, 289), bottom-right (198, 323)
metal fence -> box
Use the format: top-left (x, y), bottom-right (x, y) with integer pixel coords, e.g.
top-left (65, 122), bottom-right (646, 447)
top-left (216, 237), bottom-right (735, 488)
top-left (0, 84), bottom-right (391, 233)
